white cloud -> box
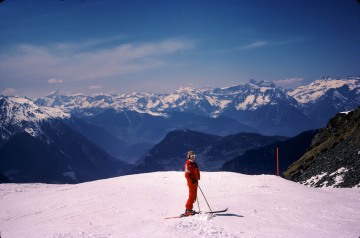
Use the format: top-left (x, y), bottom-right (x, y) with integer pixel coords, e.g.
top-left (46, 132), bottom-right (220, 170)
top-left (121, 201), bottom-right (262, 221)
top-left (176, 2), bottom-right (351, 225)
top-left (48, 78), bottom-right (64, 84)
top-left (238, 40), bottom-right (268, 50)
top-left (53, 35), bottom-right (127, 52)
top-left (238, 37), bottom-right (308, 51)
top-left (1, 88), bottom-right (16, 95)
top-left (0, 38), bottom-right (194, 83)
top-left (273, 37), bottom-right (309, 46)
top-left (275, 78), bottom-right (305, 89)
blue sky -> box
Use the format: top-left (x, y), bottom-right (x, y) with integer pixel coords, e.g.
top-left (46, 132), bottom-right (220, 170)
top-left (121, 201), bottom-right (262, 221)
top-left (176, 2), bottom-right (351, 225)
top-left (0, 0), bottom-right (359, 98)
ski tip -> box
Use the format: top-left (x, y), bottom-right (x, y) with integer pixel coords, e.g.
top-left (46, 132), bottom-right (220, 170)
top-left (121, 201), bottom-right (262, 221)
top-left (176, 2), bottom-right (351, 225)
top-left (206, 207), bottom-right (228, 214)
top-left (164, 216), bottom-right (182, 219)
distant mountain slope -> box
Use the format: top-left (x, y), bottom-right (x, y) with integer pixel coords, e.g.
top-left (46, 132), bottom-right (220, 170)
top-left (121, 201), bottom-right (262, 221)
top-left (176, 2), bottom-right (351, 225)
top-left (0, 172), bottom-right (11, 183)
top-left (88, 109), bottom-right (254, 143)
top-left (284, 107), bottom-right (360, 188)
top-left (199, 133), bottom-right (287, 170)
top-left (66, 116), bottom-right (128, 162)
top-left (0, 96), bottom-right (131, 183)
top-left (134, 129), bottom-right (221, 173)
top-left (134, 129), bottom-right (286, 173)
top-left (84, 109), bottom-right (256, 164)
top-left (222, 130), bottom-right (317, 175)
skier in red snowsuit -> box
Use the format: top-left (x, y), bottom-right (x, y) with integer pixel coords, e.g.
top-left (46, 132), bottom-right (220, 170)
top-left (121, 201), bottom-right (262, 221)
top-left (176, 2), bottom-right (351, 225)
top-left (184, 150), bottom-right (200, 216)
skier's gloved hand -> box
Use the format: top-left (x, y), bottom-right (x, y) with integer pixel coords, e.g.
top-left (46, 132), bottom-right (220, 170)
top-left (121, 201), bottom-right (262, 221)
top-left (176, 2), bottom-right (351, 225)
top-left (191, 179), bottom-right (197, 184)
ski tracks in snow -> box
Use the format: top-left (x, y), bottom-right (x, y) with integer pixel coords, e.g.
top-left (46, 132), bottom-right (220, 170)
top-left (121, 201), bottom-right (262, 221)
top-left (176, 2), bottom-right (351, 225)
top-left (165, 214), bottom-right (241, 238)
top-left (51, 230), bottom-right (112, 238)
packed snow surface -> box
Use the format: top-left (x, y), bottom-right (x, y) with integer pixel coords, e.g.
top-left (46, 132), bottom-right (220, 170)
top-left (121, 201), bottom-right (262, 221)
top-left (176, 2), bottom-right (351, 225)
top-left (0, 172), bottom-right (359, 238)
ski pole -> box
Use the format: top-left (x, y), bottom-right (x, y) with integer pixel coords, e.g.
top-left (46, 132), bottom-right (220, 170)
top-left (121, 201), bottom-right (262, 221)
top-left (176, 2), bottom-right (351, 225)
top-left (196, 195), bottom-right (201, 212)
top-left (198, 185), bottom-right (213, 213)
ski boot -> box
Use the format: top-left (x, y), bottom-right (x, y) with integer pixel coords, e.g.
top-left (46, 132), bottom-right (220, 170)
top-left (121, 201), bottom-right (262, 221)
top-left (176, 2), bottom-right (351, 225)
top-left (181, 209), bottom-right (198, 217)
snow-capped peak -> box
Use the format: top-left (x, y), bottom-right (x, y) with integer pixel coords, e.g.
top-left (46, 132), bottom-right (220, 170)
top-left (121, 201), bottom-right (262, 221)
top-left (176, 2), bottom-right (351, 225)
top-left (1, 95), bottom-right (70, 123)
top-left (249, 79), bottom-right (276, 88)
top-left (46, 90), bottom-right (85, 98)
top-left (0, 95), bottom-right (70, 139)
top-left (288, 76), bottom-right (360, 103)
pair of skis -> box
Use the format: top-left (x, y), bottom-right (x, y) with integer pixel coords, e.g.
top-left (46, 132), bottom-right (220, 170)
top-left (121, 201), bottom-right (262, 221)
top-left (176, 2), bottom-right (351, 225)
top-left (164, 208), bottom-right (228, 219)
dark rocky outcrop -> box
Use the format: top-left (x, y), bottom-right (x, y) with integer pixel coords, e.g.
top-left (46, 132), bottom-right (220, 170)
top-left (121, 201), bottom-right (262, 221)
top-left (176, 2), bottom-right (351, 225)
top-left (284, 106), bottom-right (360, 188)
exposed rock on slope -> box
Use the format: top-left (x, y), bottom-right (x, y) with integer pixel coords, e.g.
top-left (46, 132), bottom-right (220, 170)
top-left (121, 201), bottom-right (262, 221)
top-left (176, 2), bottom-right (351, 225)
top-left (284, 107), bottom-right (360, 188)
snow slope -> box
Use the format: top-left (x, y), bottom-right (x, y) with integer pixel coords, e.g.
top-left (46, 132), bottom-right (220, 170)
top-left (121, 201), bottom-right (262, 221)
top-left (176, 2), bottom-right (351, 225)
top-left (0, 172), bottom-right (359, 238)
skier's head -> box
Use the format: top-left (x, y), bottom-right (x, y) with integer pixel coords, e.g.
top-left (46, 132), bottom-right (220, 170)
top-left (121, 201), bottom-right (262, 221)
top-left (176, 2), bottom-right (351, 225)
top-left (187, 150), bottom-right (196, 161)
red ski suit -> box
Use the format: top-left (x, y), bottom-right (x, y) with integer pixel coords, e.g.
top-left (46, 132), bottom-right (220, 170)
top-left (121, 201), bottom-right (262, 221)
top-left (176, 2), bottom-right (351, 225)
top-left (184, 159), bottom-right (200, 210)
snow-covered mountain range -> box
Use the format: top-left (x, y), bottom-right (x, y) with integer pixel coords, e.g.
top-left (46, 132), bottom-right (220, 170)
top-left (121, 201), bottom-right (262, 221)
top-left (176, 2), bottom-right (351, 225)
top-left (36, 79), bottom-right (299, 118)
top-left (35, 76), bottom-right (360, 136)
top-left (36, 76), bottom-right (360, 115)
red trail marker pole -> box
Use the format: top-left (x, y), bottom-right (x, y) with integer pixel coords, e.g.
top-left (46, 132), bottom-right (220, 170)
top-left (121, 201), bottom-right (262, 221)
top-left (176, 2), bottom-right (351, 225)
top-left (276, 147), bottom-right (279, 176)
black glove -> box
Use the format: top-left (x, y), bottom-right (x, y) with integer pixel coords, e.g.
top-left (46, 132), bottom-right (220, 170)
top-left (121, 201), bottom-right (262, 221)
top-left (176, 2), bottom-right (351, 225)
top-left (191, 179), bottom-right (197, 184)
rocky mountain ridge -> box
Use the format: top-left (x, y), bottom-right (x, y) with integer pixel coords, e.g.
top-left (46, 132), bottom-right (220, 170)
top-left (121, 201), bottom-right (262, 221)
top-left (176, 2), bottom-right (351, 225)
top-left (284, 107), bottom-right (360, 188)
